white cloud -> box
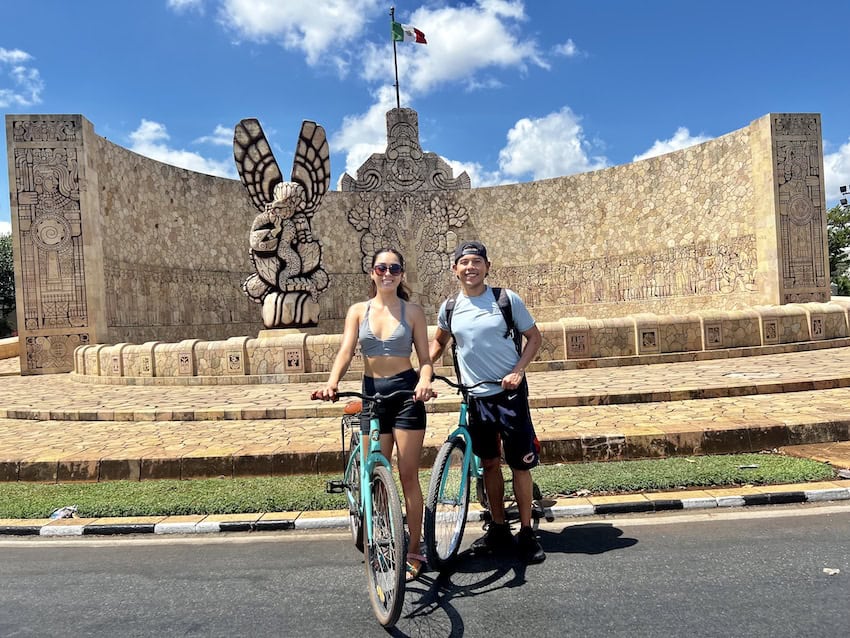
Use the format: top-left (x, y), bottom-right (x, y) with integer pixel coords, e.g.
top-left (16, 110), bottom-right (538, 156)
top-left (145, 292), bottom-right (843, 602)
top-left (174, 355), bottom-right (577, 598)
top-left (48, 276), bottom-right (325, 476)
top-left (824, 138), bottom-right (850, 206)
top-left (128, 119), bottom-right (236, 178)
top-left (554, 38), bottom-right (580, 58)
top-left (0, 48), bottom-right (31, 64)
top-left (217, 0), bottom-right (381, 66)
top-left (331, 85), bottom-right (400, 184)
top-left (443, 158), bottom-right (504, 188)
top-left (0, 47), bottom-right (43, 108)
top-left (193, 124), bottom-right (233, 146)
top-left (363, 1), bottom-right (546, 94)
top-left (167, 0), bottom-right (205, 12)
top-left (0, 221), bottom-right (11, 235)
top-left (498, 107), bottom-right (608, 180)
top-left (632, 127), bottom-right (712, 162)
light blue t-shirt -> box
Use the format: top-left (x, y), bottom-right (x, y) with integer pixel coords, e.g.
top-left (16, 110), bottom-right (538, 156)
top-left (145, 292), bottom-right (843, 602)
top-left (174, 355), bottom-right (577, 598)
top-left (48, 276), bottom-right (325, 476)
top-left (437, 286), bottom-right (535, 397)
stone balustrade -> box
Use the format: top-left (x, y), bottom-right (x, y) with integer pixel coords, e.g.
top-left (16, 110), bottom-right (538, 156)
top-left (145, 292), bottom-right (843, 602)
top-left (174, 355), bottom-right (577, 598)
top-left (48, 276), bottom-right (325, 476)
top-left (72, 299), bottom-right (850, 384)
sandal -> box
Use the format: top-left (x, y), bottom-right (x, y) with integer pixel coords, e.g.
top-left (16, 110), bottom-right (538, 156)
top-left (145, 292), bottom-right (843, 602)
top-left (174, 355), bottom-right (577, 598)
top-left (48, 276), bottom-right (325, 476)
top-left (405, 552), bottom-right (426, 582)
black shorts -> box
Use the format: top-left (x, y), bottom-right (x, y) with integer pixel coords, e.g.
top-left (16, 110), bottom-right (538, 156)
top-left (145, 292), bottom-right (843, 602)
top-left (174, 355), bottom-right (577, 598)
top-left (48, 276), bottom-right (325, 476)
top-left (360, 368), bottom-right (426, 434)
top-left (467, 379), bottom-right (540, 470)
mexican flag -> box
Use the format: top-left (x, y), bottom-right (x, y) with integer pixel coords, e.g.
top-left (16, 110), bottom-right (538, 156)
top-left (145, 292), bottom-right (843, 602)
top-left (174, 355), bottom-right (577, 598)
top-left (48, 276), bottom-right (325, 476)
top-left (391, 21), bottom-right (427, 44)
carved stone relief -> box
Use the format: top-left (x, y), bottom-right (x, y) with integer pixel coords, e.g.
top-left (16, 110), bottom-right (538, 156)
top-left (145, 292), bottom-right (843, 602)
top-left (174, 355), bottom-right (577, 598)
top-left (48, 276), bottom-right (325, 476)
top-left (25, 333), bottom-right (89, 371)
top-left (347, 192), bottom-right (468, 310)
top-left (13, 144), bottom-right (88, 333)
top-left (495, 236), bottom-right (758, 308)
top-left (340, 108), bottom-right (470, 193)
top-left (773, 115), bottom-right (829, 303)
top-left (8, 117), bottom-right (90, 373)
top-left (342, 108), bottom-right (471, 310)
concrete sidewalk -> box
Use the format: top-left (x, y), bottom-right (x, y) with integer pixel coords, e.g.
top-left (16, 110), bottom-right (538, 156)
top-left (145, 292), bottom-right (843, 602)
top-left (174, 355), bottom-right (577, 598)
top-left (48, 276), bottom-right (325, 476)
top-left (1, 345), bottom-right (850, 482)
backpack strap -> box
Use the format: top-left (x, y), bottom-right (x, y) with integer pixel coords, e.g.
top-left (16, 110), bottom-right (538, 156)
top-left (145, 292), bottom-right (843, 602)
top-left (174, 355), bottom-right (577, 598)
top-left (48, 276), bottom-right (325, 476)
top-left (492, 287), bottom-right (522, 356)
top-left (444, 293), bottom-right (462, 387)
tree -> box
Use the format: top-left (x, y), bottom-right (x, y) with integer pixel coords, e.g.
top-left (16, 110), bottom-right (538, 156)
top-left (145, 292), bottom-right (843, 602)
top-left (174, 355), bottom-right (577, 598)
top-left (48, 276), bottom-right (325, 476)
top-left (827, 204), bottom-right (850, 296)
top-left (0, 233), bottom-right (15, 336)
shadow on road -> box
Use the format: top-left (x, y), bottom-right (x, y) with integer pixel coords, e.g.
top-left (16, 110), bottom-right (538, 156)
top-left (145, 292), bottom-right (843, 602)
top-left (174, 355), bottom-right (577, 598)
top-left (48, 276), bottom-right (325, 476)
top-left (390, 522), bottom-right (637, 636)
top-left (539, 522), bottom-right (639, 555)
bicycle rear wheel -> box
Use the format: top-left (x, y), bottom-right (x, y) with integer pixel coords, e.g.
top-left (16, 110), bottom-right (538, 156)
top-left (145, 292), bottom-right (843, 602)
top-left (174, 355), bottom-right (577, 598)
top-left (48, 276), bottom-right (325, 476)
top-left (364, 464), bottom-right (406, 628)
top-left (344, 432), bottom-right (363, 552)
top-left (424, 437), bottom-right (470, 569)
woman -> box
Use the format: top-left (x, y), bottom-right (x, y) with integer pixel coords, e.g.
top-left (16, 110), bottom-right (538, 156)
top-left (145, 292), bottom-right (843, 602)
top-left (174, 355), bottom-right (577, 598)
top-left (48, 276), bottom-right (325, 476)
top-left (315, 248), bottom-right (433, 581)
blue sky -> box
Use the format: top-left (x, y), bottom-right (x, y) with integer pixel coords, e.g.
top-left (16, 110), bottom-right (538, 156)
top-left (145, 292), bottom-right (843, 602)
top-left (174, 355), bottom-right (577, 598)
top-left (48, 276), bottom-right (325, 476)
top-left (2, 0), bottom-right (850, 236)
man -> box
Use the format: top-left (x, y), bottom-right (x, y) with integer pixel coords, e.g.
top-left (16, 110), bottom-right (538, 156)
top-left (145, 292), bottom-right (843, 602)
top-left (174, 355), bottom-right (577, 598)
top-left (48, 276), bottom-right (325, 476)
top-left (430, 241), bottom-right (545, 563)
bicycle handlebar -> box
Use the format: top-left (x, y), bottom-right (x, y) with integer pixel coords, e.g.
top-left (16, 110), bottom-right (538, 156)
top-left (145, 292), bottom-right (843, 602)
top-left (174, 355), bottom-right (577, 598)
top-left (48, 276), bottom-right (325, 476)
top-left (310, 389), bottom-right (415, 403)
top-left (431, 374), bottom-right (503, 392)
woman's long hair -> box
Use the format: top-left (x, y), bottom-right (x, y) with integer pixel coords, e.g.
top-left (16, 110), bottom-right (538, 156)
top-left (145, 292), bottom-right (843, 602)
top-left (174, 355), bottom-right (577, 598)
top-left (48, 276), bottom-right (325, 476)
top-left (369, 248), bottom-right (411, 301)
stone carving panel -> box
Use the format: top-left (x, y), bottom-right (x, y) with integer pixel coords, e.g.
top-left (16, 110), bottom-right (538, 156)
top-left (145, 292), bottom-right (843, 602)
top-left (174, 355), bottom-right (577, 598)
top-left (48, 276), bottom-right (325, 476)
top-left (773, 115), bottom-right (829, 303)
top-left (495, 236), bottom-right (758, 309)
top-left (14, 148), bottom-right (87, 331)
top-left (340, 108), bottom-right (470, 193)
top-left (342, 108), bottom-right (471, 312)
top-left (25, 333), bottom-right (89, 371)
top-left (347, 192), bottom-right (468, 311)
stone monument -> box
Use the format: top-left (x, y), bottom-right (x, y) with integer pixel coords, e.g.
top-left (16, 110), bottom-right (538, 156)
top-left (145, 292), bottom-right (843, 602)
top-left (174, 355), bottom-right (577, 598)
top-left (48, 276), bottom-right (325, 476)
top-left (233, 118), bottom-right (330, 328)
top-left (341, 107), bottom-right (471, 312)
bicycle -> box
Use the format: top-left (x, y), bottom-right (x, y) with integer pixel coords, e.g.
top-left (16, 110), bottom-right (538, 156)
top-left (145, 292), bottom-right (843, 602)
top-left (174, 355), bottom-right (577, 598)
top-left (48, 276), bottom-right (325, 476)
top-left (423, 374), bottom-right (548, 570)
top-left (315, 388), bottom-right (410, 628)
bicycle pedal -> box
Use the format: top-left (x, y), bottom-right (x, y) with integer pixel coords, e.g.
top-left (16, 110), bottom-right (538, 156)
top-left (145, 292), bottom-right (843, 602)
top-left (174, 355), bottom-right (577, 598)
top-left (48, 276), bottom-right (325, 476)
top-left (326, 480), bottom-right (345, 494)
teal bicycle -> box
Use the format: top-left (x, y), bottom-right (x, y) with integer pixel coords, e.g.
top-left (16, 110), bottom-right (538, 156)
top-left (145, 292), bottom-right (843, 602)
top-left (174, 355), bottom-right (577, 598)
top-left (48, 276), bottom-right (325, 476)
top-left (316, 388), bottom-right (410, 628)
top-left (424, 375), bottom-right (547, 570)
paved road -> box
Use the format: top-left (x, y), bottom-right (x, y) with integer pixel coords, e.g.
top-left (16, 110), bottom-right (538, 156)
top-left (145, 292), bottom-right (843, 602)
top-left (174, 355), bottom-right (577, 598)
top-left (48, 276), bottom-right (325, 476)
top-left (2, 505), bottom-right (848, 637)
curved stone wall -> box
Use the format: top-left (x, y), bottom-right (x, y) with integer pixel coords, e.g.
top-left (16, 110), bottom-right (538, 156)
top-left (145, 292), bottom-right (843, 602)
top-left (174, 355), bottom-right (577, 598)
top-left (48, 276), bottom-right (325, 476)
top-left (6, 112), bottom-right (830, 374)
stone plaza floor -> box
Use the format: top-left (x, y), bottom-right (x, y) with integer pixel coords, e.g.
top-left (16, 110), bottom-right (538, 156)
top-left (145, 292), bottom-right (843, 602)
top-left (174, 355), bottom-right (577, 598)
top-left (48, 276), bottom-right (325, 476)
top-left (1, 344), bottom-right (850, 482)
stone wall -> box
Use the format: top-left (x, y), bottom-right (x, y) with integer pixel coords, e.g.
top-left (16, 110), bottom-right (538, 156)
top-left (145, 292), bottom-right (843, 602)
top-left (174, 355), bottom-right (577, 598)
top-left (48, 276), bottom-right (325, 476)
top-left (6, 112), bottom-right (830, 373)
top-left (90, 135), bottom-right (261, 343)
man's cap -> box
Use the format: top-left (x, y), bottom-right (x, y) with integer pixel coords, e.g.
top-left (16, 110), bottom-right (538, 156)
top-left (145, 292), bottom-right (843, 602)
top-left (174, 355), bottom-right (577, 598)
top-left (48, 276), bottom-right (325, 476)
top-left (453, 241), bottom-right (488, 264)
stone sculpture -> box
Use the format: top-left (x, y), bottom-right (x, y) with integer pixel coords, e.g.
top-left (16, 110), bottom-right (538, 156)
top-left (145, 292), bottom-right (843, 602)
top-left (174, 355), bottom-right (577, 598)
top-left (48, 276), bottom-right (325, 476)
top-left (233, 119), bottom-right (330, 328)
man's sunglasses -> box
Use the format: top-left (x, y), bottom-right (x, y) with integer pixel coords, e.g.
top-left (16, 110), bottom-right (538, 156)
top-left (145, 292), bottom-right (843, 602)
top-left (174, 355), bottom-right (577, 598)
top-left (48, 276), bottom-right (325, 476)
top-left (373, 263), bottom-right (403, 275)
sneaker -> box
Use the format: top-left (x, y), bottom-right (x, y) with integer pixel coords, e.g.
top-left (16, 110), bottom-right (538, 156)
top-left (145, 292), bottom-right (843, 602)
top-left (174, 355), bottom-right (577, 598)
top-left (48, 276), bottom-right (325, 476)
top-left (470, 521), bottom-right (514, 554)
top-left (516, 526), bottom-right (546, 564)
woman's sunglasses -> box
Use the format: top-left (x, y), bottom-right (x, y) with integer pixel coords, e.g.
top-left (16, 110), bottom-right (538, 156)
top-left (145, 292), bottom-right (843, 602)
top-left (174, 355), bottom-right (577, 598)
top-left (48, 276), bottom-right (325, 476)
top-left (373, 263), bottom-right (403, 276)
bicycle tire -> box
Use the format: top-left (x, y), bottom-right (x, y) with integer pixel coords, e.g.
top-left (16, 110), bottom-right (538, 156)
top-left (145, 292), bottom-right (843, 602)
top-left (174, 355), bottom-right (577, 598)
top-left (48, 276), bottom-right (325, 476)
top-left (364, 464), bottom-right (406, 628)
top-left (424, 437), bottom-right (470, 569)
top-left (344, 431), bottom-right (363, 552)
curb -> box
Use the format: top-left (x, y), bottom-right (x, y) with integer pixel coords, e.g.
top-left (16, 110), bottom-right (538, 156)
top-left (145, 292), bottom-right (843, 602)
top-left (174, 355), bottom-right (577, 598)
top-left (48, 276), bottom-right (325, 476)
top-left (2, 485), bottom-right (849, 538)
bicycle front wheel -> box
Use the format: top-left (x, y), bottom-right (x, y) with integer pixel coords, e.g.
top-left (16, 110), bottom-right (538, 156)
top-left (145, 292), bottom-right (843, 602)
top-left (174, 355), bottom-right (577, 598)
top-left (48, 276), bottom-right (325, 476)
top-left (364, 464), bottom-right (406, 628)
top-left (424, 437), bottom-right (470, 569)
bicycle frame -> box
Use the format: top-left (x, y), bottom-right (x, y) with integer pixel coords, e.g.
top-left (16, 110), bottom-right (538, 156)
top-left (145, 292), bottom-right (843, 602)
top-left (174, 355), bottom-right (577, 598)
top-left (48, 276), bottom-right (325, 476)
top-left (435, 398), bottom-right (483, 517)
top-left (357, 413), bottom-right (393, 545)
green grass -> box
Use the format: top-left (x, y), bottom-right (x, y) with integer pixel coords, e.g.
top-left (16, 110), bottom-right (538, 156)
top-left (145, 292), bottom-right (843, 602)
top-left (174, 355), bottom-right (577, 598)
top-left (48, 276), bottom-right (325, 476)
top-left (0, 453), bottom-right (837, 520)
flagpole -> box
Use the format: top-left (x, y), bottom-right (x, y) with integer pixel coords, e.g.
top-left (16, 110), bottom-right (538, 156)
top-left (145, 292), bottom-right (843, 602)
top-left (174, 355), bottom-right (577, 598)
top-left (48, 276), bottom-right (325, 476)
top-left (390, 6), bottom-right (400, 109)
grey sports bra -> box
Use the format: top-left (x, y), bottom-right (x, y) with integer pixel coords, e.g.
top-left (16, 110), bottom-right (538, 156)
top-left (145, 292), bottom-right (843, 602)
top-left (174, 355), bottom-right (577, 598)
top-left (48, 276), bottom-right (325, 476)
top-left (358, 300), bottom-right (414, 357)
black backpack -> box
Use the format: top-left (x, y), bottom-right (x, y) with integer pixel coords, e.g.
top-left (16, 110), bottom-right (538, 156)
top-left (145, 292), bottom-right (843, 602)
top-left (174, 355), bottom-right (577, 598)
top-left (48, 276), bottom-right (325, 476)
top-left (444, 286), bottom-right (522, 384)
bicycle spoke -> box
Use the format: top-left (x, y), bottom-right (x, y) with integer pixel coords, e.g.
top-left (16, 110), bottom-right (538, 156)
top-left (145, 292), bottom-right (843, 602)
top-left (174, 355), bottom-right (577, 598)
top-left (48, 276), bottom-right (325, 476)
top-left (425, 438), bottom-right (470, 568)
top-left (365, 465), bottom-right (405, 627)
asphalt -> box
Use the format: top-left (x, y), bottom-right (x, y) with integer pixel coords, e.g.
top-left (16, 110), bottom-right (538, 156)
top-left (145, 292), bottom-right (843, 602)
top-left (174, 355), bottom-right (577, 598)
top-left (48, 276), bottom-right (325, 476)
top-left (2, 343), bottom-right (850, 536)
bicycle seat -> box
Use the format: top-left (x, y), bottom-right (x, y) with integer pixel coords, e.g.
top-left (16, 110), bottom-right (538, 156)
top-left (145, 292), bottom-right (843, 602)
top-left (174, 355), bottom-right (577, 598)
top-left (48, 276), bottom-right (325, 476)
top-left (344, 400), bottom-right (363, 415)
